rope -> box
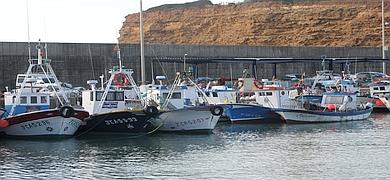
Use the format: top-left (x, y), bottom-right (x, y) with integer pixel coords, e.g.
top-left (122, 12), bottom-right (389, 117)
top-left (150, 47), bottom-right (170, 84)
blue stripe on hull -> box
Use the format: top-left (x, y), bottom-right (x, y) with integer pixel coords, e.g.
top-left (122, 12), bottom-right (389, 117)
top-left (223, 104), bottom-right (284, 124)
top-left (5, 105), bottom-right (50, 116)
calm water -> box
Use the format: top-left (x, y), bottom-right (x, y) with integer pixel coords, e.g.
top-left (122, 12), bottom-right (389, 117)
top-left (1, 113), bottom-right (390, 179)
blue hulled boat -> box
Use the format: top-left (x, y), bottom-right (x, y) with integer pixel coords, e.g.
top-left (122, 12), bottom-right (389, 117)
top-left (223, 104), bottom-right (283, 124)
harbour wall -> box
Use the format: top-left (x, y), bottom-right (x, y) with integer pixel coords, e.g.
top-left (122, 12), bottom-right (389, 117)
top-left (0, 42), bottom-right (387, 90)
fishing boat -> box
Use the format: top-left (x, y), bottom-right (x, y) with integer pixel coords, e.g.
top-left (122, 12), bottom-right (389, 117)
top-left (143, 73), bottom-right (224, 132)
top-left (221, 77), bottom-right (284, 124)
top-left (78, 46), bottom-right (161, 134)
top-left (223, 103), bottom-right (281, 124)
top-left (249, 73), bottom-right (372, 123)
top-left (275, 93), bottom-right (373, 123)
top-left (0, 42), bottom-right (89, 136)
top-left (366, 81), bottom-right (390, 111)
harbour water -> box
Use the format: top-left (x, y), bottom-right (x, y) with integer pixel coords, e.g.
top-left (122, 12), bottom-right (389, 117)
top-left (1, 113), bottom-right (390, 179)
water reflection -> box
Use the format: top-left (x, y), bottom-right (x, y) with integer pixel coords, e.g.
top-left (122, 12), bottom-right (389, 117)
top-left (282, 119), bottom-right (376, 134)
top-left (0, 113), bottom-right (390, 179)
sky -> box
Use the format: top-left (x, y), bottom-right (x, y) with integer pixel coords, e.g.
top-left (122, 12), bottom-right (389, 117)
top-left (0, 0), bottom-right (240, 43)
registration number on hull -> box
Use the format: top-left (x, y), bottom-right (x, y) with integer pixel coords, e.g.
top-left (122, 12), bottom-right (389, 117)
top-left (21, 120), bottom-right (51, 130)
top-left (105, 117), bottom-right (138, 126)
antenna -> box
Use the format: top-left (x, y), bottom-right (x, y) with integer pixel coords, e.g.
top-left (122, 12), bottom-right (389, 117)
top-left (26, 0), bottom-right (31, 60)
top-left (151, 60), bottom-right (154, 85)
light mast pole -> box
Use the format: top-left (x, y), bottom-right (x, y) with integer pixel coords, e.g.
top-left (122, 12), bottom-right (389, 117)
top-left (140, 0), bottom-right (146, 84)
top-left (382, 0), bottom-right (387, 74)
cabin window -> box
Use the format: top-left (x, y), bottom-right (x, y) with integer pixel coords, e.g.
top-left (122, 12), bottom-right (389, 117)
top-left (259, 92), bottom-right (264, 96)
top-left (20, 96), bottom-right (27, 104)
top-left (96, 91), bottom-right (104, 101)
top-left (380, 87), bottom-right (385, 91)
top-left (324, 96), bottom-right (344, 104)
top-left (171, 92), bottom-right (181, 99)
top-left (162, 92), bottom-right (181, 99)
top-left (374, 87), bottom-right (379, 90)
top-left (17, 76), bottom-right (25, 83)
top-left (106, 92), bottom-right (116, 101)
top-left (205, 92), bottom-right (210, 96)
top-left (41, 96), bottom-right (47, 104)
top-left (162, 93), bottom-right (168, 99)
top-left (281, 91), bottom-right (285, 95)
top-left (212, 92), bottom-right (218, 97)
top-left (31, 96), bottom-right (37, 104)
top-left (116, 92), bottom-right (124, 101)
top-left (90, 92), bottom-right (94, 101)
top-left (266, 92), bottom-right (273, 96)
top-left (43, 78), bottom-right (55, 83)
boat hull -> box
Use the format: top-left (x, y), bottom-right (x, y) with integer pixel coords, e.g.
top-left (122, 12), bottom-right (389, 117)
top-left (378, 97), bottom-right (390, 111)
top-left (223, 104), bottom-right (284, 124)
top-left (78, 110), bottom-right (159, 134)
top-left (156, 106), bottom-right (220, 132)
top-left (275, 108), bottom-right (373, 123)
top-left (1, 109), bottom-right (89, 136)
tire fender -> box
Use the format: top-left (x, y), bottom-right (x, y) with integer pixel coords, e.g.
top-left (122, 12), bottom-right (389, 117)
top-left (59, 106), bottom-right (75, 118)
top-left (210, 106), bottom-right (223, 116)
top-left (144, 106), bottom-right (159, 115)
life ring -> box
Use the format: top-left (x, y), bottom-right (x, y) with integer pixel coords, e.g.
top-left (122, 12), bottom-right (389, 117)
top-left (113, 73), bottom-right (130, 87)
top-left (210, 106), bottom-right (224, 116)
top-left (253, 80), bottom-right (263, 89)
top-left (59, 106), bottom-right (75, 118)
top-left (144, 106), bottom-right (159, 115)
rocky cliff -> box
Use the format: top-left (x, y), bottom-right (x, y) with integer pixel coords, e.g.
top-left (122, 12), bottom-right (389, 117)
top-left (118, 0), bottom-right (390, 47)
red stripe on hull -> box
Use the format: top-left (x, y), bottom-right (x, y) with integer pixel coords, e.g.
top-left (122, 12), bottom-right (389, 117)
top-left (6, 109), bottom-right (89, 125)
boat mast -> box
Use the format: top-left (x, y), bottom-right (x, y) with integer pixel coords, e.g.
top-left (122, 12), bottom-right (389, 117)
top-left (382, 0), bottom-right (387, 74)
top-left (140, 0), bottom-right (146, 84)
top-left (117, 43), bottom-right (122, 72)
top-left (26, 0), bottom-right (31, 60)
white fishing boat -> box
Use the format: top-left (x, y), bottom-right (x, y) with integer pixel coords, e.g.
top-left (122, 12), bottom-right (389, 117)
top-left (78, 45), bottom-right (161, 134)
top-left (0, 42), bottom-right (89, 137)
top-left (275, 93), bottom-right (373, 123)
top-left (240, 76), bottom-right (373, 123)
top-left (366, 81), bottom-right (390, 111)
top-left (143, 73), bottom-right (223, 132)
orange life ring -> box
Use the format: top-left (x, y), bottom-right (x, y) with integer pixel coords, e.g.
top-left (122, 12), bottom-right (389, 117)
top-left (113, 73), bottom-right (129, 87)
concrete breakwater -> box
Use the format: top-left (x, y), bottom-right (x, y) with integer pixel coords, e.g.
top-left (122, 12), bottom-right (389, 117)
top-left (0, 42), bottom-right (387, 91)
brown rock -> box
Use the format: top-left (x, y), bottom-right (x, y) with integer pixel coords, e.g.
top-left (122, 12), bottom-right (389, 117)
top-left (118, 0), bottom-right (390, 47)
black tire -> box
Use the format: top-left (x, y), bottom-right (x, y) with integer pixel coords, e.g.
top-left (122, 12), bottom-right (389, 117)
top-left (144, 106), bottom-right (159, 115)
top-left (59, 106), bottom-right (75, 118)
top-left (210, 106), bottom-right (223, 116)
